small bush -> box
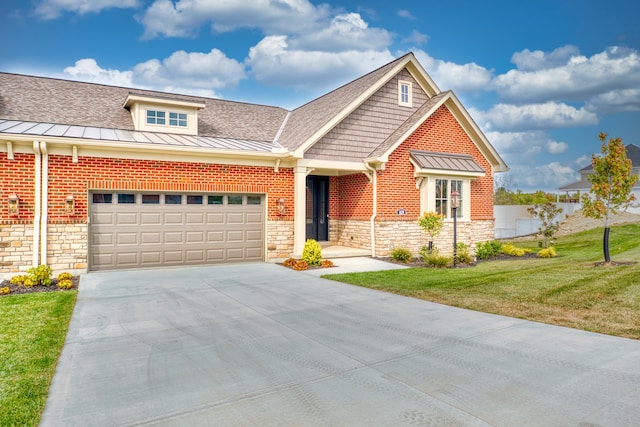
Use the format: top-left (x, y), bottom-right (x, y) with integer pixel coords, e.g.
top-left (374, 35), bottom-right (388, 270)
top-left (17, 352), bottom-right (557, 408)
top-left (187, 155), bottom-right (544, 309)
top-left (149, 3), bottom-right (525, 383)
top-left (23, 277), bottom-right (36, 288)
top-left (320, 259), bottom-right (334, 268)
top-left (302, 239), bottom-right (322, 266)
top-left (475, 240), bottom-right (502, 259)
top-left (538, 247), bottom-right (557, 258)
top-left (292, 260), bottom-right (309, 271)
top-left (501, 244), bottom-right (531, 257)
top-left (455, 242), bottom-right (474, 264)
top-left (420, 247), bottom-right (451, 268)
top-left (10, 275), bottom-right (26, 285)
top-left (57, 279), bottom-right (74, 290)
top-left (0, 286), bottom-right (10, 295)
top-left (57, 272), bottom-right (74, 281)
top-left (282, 258), bottom-right (297, 267)
top-left (390, 247), bottom-right (413, 263)
top-left (26, 264), bottom-right (52, 286)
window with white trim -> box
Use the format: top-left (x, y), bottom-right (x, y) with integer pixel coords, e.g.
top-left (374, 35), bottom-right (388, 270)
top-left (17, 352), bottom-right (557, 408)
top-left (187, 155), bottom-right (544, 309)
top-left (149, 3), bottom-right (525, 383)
top-left (398, 80), bottom-right (412, 107)
top-left (420, 177), bottom-right (470, 220)
top-left (146, 109), bottom-right (188, 128)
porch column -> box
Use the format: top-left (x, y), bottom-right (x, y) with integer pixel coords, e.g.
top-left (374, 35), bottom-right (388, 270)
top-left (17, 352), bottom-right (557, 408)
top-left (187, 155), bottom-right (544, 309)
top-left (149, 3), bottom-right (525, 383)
top-left (293, 165), bottom-right (307, 257)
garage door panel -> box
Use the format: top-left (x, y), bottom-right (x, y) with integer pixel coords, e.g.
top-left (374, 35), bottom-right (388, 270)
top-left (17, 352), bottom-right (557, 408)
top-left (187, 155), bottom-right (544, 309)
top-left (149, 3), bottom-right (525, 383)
top-left (117, 233), bottom-right (138, 245)
top-left (116, 212), bottom-right (138, 225)
top-left (141, 213), bottom-right (162, 225)
top-left (90, 192), bottom-right (264, 270)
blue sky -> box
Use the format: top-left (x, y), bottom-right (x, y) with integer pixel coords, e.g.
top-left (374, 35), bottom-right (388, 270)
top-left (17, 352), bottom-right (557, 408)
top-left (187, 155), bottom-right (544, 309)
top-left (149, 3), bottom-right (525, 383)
top-left (2, 0), bottom-right (639, 192)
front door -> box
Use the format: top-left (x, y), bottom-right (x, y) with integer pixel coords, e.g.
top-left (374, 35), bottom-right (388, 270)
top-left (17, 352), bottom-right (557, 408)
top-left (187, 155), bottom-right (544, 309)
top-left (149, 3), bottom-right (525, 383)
top-left (306, 176), bottom-right (329, 241)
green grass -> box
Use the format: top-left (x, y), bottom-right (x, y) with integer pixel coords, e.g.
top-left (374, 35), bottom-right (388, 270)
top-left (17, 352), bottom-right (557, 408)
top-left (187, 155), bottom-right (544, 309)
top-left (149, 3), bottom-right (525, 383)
top-left (324, 224), bottom-right (640, 339)
top-left (0, 291), bottom-right (77, 427)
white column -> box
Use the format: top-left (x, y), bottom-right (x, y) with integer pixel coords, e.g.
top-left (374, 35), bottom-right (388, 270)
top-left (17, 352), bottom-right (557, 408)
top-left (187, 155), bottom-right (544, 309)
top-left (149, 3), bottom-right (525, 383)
top-left (293, 165), bottom-right (307, 257)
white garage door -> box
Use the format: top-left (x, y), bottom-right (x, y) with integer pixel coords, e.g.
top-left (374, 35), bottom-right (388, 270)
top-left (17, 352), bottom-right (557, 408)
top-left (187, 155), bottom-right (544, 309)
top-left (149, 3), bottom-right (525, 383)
top-left (89, 192), bottom-right (264, 271)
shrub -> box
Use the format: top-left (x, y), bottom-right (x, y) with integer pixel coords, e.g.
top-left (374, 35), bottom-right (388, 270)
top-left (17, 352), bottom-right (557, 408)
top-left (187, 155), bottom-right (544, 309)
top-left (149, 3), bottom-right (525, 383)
top-left (292, 260), bottom-right (309, 271)
top-left (455, 242), bottom-right (474, 264)
top-left (475, 240), bottom-right (502, 259)
top-left (418, 211), bottom-right (445, 244)
top-left (501, 244), bottom-right (531, 257)
top-left (282, 258), bottom-right (297, 267)
top-left (23, 277), bottom-right (36, 288)
top-left (538, 247), bottom-right (557, 258)
top-left (10, 275), bottom-right (26, 285)
top-left (57, 279), bottom-right (74, 290)
top-left (302, 239), bottom-right (322, 266)
top-left (420, 247), bottom-right (451, 268)
top-left (26, 265), bottom-right (52, 287)
top-left (390, 247), bottom-right (413, 263)
top-left (0, 286), bottom-right (10, 295)
top-left (57, 272), bottom-right (74, 281)
top-left (320, 259), bottom-right (334, 268)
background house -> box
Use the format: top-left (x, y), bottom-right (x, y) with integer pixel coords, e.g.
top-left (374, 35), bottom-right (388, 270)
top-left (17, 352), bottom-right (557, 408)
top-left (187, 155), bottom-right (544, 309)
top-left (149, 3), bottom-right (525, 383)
top-left (0, 53), bottom-right (507, 275)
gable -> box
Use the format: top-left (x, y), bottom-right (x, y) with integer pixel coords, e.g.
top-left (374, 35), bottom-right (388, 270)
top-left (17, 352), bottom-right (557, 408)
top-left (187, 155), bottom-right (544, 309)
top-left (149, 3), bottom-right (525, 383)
top-left (304, 68), bottom-right (429, 162)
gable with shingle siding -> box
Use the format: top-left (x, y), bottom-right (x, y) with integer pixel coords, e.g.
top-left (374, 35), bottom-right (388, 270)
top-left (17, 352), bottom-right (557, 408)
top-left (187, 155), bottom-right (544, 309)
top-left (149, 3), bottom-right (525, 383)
top-left (304, 69), bottom-right (429, 161)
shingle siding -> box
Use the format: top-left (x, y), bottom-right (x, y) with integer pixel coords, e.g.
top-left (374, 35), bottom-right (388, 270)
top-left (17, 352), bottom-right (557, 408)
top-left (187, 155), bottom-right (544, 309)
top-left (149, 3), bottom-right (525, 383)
top-left (305, 69), bottom-right (429, 161)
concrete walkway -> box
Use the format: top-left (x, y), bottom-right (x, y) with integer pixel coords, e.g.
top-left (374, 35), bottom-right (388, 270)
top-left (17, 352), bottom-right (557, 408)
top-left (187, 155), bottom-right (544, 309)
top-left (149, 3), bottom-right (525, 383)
top-left (41, 261), bottom-right (640, 426)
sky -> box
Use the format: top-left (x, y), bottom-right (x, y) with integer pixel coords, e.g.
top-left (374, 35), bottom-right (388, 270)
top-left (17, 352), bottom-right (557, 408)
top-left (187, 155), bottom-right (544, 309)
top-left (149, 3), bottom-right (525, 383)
top-left (1, 0), bottom-right (639, 192)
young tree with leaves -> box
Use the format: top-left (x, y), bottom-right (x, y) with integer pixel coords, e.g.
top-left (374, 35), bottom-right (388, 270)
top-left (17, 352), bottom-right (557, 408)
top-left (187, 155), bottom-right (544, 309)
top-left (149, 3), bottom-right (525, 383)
top-left (581, 132), bottom-right (638, 263)
top-left (527, 201), bottom-right (563, 248)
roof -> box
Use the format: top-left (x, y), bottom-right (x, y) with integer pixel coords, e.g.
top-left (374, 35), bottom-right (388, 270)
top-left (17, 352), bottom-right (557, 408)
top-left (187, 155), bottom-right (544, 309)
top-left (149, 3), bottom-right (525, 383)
top-left (0, 119), bottom-right (282, 153)
top-left (410, 150), bottom-right (485, 174)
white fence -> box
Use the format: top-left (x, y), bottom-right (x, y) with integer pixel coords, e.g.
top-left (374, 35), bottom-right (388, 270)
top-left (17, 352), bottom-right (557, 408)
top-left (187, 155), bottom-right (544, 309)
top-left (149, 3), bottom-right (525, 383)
top-left (494, 203), bottom-right (582, 239)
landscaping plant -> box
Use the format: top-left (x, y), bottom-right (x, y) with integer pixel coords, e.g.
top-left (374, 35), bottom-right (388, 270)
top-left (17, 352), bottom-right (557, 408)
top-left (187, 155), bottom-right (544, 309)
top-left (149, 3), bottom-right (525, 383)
top-left (527, 201), bottom-right (563, 248)
top-left (418, 211), bottom-right (444, 252)
top-left (302, 239), bottom-right (322, 266)
top-left (390, 247), bottom-right (413, 263)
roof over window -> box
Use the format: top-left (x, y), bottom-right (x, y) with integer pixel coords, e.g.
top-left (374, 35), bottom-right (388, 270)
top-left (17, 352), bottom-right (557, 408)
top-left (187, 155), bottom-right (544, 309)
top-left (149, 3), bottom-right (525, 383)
top-left (410, 150), bottom-right (485, 176)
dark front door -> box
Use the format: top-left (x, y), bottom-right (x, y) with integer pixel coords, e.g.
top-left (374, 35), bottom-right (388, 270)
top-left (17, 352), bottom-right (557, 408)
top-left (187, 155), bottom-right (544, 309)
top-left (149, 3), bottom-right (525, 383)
top-left (306, 176), bottom-right (329, 241)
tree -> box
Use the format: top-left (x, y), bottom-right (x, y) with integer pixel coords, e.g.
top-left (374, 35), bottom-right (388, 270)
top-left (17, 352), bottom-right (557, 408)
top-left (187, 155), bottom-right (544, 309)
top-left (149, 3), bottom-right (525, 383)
top-left (581, 132), bottom-right (638, 263)
top-left (527, 201), bottom-right (563, 248)
top-left (418, 211), bottom-right (444, 252)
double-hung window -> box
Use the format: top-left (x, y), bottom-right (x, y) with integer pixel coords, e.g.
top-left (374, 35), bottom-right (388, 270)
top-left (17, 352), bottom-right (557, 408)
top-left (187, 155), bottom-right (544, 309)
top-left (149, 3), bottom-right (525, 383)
top-left (435, 178), bottom-right (463, 218)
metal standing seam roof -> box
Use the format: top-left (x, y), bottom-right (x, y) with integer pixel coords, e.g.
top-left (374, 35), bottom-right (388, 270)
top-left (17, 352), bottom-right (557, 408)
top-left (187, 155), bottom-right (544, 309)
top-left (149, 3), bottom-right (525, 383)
top-left (0, 119), bottom-right (284, 153)
top-left (409, 150), bottom-right (485, 174)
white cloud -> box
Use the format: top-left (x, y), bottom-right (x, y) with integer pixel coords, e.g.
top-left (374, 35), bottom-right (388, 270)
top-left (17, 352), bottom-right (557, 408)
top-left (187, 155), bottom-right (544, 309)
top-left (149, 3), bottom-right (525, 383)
top-left (62, 49), bottom-right (245, 97)
top-left (139, 0), bottom-right (330, 39)
top-left (585, 88), bottom-right (640, 114)
top-left (401, 30), bottom-right (428, 45)
top-left (63, 59), bottom-right (133, 87)
top-left (413, 50), bottom-right (493, 92)
top-left (493, 46), bottom-right (640, 103)
top-left (35, 0), bottom-right (139, 20)
top-left (246, 35), bottom-right (394, 90)
top-left (397, 9), bottom-right (415, 20)
top-left (485, 131), bottom-right (568, 157)
top-left (546, 140), bottom-right (568, 154)
top-left (475, 102), bottom-right (598, 132)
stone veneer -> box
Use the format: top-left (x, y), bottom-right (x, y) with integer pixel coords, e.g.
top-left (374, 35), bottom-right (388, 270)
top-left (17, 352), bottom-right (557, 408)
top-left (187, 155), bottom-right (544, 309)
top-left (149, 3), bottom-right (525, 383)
top-left (331, 219), bottom-right (494, 257)
top-left (47, 223), bottom-right (88, 273)
top-left (0, 224), bottom-right (34, 276)
top-left (266, 220), bottom-right (294, 261)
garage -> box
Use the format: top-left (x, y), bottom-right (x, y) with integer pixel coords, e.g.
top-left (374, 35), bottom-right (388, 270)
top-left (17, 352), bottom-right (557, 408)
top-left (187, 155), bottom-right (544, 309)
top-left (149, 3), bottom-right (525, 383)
top-left (89, 192), bottom-right (264, 271)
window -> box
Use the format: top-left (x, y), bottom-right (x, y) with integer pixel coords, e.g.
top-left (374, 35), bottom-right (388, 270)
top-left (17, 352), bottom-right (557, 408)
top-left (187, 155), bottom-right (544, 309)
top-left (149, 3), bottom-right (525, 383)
top-left (165, 195), bottom-right (182, 204)
top-left (420, 177), bottom-right (469, 220)
top-left (117, 194), bottom-right (135, 204)
top-left (146, 110), bottom-right (165, 125)
top-left (398, 80), bottom-right (412, 107)
top-left (247, 196), bottom-right (261, 205)
top-left (228, 195), bottom-right (243, 205)
top-left (146, 109), bottom-right (187, 128)
top-left (169, 112), bottom-right (188, 127)
top-left (92, 193), bottom-right (112, 204)
top-left (208, 195), bottom-right (224, 205)
top-left (187, 195), bottom-right (203, 205)
top-left (142, 194), bottom-right (160, 204)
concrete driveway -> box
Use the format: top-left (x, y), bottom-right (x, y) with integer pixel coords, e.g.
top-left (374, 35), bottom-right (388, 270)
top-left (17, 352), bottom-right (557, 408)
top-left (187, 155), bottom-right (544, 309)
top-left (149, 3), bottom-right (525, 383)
top-left (41, 262), bottom-right (640, 426)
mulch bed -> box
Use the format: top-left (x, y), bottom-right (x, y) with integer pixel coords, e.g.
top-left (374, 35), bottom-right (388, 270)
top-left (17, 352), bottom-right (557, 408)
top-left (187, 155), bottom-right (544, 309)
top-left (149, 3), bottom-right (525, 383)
top-left (0, 277), bottom-right (80, 296)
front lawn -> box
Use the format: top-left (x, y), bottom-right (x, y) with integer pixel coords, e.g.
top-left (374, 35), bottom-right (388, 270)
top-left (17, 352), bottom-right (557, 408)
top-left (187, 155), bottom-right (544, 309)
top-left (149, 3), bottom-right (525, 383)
top-left (323, 224), bottom-right (640, 339)
top-left (0, 291), bottom-right (77, 427)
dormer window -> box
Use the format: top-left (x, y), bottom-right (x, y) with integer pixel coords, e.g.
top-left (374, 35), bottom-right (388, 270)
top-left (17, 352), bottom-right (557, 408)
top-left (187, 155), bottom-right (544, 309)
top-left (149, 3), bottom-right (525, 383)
top-left (146, 110), bottom-right (188, 128)
top-left (398, 80), bottom-right (412, 107)
top-left (124, 93), bottom-right (205, 135)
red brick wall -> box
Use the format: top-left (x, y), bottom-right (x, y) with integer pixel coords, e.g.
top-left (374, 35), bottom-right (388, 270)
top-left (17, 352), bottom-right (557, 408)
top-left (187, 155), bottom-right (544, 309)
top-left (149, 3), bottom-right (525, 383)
top-left (377, 104), bottom-right (494, 220)
top-left (1, 153), bottom-right (36, 223)
top-left (331, 173), bottom-right (372, 220)
top-left (46, 155), bottom-right (294, 222)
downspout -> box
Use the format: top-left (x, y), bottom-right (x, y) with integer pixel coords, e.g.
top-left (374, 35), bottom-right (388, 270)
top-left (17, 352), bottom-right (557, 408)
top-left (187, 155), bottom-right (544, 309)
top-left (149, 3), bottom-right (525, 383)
top-left (364, 162), bottom-right (377, 257)
top-left (40, 141), bottom-right (48, 266)
top-left (32, 141), bottom-right (42, 267)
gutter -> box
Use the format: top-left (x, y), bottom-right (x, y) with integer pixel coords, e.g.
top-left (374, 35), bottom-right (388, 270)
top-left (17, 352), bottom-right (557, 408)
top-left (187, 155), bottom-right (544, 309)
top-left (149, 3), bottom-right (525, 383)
top-left (364, 162), bottom-right (377, 257)
top-left (32, 141), bottom-right (42, 267)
